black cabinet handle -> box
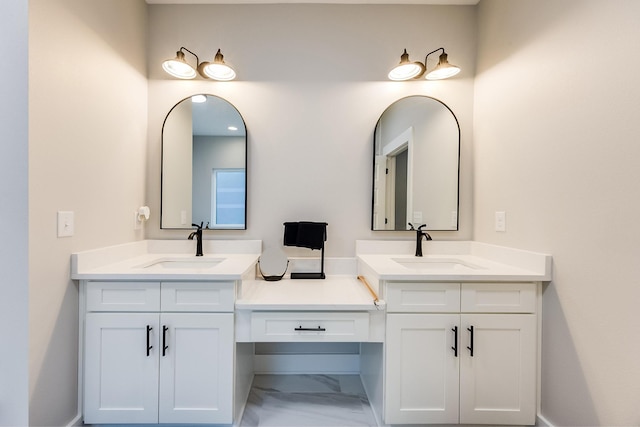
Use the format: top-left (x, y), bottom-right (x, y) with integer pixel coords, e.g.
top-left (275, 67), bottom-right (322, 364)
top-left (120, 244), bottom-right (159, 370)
top-left (294, 326), bottom-right (326, 332)
top-left (451, 326), bottom-right (458, 357)
top-left (146, 325), bottom-right (153, 357)
top-left (162, 325), bottom-right (169, 356)
top-left (467, 325), bottom-right (474, 357)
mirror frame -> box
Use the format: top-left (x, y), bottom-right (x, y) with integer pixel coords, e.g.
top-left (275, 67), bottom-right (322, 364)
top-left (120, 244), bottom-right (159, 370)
top-left (160, 94), bottom-right (248, 230)
top-left (371, 95), bottom-right (460, 231)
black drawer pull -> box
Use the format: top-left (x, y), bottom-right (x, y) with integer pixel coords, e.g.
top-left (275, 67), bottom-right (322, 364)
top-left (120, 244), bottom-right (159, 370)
top-left (146, 325), bottom-right (153, 357)
top-left (451, 326), bottom-right (458, 357)
top-left (162, 325), bottom-right (169, 356)
top-left (467, 325), bottom-right (474, 357)
top-left (294, 326), bottom-right (326, 332)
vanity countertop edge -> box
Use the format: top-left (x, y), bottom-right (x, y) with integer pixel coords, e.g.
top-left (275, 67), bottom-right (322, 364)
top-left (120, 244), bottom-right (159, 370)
top-left (70, 239), bottom-right (552, 283)
top-left (356, 240), bottom-right (552, 282)
top-left (235, 276), bottom-right (383, 311)
top-left (71, 239), bottom-right (262, 281)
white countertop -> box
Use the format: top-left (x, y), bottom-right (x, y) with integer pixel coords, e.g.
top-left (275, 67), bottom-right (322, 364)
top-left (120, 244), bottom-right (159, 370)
top-left (71, 239), bottom-right (551, 287)
top-left (236, 277), bottom-right (383, 311)
top-left (356, 240), bottom-right (552, 281)
top-left (71, 240), bottom-right (261, 281)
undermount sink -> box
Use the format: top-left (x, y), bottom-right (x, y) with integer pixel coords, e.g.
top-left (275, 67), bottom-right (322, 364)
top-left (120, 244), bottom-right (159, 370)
top-left (392, 257), bottom-right (481, 270)
top-left (137, 257), bottom-right (226, 269)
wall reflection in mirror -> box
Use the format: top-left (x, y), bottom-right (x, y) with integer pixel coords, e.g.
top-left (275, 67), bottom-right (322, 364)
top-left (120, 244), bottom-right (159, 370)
top-left (161, 94), bottom-right (247, 229)
top-left (372, 96), bottom-right (459, 231)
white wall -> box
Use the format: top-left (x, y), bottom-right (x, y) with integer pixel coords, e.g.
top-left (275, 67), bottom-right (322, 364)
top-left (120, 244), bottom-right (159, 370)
top-left (474, 0), bottom-right (640, 425)
top-left (28, 0), bottom-right (148, 424)
top-left (145, 4), bottom-right (476, 255)
top-left (0, 0), bottom-right (29, 425)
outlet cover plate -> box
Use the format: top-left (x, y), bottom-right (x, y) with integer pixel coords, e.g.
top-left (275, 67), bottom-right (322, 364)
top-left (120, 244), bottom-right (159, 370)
top-left (495, 211), bottom-right (506, 232)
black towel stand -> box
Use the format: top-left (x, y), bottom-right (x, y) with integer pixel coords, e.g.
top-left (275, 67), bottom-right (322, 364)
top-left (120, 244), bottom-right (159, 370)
top-left (290, 242), bottom-right (325, 279)
top-left (283, 221), bottom-right (327, 279)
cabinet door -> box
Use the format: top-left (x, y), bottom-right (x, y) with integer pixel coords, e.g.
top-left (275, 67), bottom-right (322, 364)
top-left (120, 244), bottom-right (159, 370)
top-left (385, 314), bottom-right (460, 424)
top-left (158, 313), bottom-right (234, 424)
top-left (460, 314), bottom-right (536, 425)
top-left (84, 313), bottom-right (159, 424)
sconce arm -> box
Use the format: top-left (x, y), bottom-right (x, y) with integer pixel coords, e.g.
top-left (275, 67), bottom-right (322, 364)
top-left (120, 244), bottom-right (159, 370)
top-left (423, 47), bottom-right (445, 66)
top-left (179, 46), bottom-right (200, 67)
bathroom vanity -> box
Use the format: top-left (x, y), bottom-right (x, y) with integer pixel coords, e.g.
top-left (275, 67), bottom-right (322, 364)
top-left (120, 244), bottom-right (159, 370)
top-left (356, 240), bottom-right (551, 426)
top-left (72, 239), bottom-right (551, 426)
top-left (72, 240), bottom-right (261, 425)
top-left (82, 280), bottom-right (235, 424)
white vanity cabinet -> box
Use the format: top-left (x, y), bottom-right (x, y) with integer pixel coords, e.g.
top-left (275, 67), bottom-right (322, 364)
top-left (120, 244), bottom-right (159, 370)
top-left (384, 281), bottom-right (538, 426)
top-left (81, 281), bottom-right (235, 425)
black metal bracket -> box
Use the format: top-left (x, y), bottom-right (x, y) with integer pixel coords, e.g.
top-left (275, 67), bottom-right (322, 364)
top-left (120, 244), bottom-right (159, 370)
top-left (291, 243), bottom-right (325, 279)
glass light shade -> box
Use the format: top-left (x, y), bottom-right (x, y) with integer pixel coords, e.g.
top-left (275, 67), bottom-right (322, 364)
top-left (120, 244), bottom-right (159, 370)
top-left (202, 63), bottom-right (236, 81)
top-left (425, 53), bottom-right (461, 80)
top-left (162, 51), bottom-right (197, 79)
top-left (388, 49), bottom-right (425, 81)
top-left (199, 49), bottom-right (236, 81)
top-left (389, 62), bottom-right (426, 81)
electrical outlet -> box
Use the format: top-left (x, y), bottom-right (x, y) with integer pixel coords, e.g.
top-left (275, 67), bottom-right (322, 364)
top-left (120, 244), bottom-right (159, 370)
top-left (495, 211), bottom-right (506, 232)
top-left (57, 211), bottom-right (75, 237)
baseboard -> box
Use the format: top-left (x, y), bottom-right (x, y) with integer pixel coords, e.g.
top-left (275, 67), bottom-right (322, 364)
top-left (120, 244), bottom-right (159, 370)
top-left (537, 413), bottom-right (555, 427)
top-left (253, 354), bottom-right (360, 374)
top-left (65, 413), bottom-right (82, 427)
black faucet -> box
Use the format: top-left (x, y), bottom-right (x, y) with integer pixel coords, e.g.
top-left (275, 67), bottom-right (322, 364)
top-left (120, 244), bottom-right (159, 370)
top-left (188, 222), bottom-right (204, 256)
top-left (409, 223), bottom-right (432, 257)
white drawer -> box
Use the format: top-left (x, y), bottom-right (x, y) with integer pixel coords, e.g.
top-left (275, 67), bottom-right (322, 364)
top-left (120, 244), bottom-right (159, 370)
top-left (160, 282), bottom-right (235, 312)
top-left (86, 282), bottom-right (160, 312)
top-left (386, 282), bottom-right (460, 313)
top-left (250, 312), bottom-right (370, 342)
top-left (461, 283), bottom-right (537, 313)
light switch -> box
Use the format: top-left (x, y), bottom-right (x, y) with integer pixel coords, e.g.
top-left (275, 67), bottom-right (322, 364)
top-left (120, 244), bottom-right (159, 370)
top-left (495, 211), bottom-right (506, 232)
top-left (57, 211), bottom-right (75, 237)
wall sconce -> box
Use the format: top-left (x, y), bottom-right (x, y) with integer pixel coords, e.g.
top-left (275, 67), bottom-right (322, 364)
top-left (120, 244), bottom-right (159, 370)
top-left (162, 47), bottom-right (198, 79)
top-left (162, 47), bottom-right (237, 81)
top-left (388, 47), bottom-right (460, 81)
top-left (198, 49), bottom-right (236, 81)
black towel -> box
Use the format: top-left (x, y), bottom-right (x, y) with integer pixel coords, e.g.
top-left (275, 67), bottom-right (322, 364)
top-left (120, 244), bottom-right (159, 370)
top-left (283, 221), bottom-right (327, 250)
top-left (296, 221), bottom-right (327, 250)
top-left (283, 222), bottom-right (299, 246)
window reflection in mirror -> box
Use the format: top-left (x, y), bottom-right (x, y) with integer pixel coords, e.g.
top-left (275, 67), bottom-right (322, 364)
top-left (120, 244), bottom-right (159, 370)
top-left (161, 94), bottom-right (247, 229)
top-left (372, 96), bottom-right (460, 231)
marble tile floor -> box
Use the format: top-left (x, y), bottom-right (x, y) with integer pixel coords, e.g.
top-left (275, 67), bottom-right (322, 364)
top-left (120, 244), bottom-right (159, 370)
top-left (239, 374), bottom-right (378, 427)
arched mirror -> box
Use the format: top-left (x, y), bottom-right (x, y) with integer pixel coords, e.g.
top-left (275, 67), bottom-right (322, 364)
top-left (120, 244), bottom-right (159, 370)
top-left (161, 94), bottom-right (247, 229)
top-left (372, 96), bottom-right (459, 231)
